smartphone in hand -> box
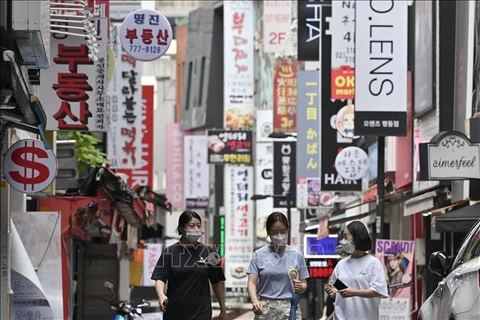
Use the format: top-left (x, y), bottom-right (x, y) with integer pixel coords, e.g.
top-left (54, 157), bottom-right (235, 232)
top-left (333, 279), bottom-right (348, 290)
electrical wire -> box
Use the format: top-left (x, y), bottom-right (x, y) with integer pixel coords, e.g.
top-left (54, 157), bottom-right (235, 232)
top-left (35, 213), bottom-right (61, 272)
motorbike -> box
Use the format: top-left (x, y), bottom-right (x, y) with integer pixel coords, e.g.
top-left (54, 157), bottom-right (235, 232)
top-left (102, 281), bottom-right (151, 320)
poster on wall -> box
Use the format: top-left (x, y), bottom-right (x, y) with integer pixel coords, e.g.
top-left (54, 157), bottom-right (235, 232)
top-left (224, 166), bottom-right (254, 297)
top-left (224, 0), bottom-right (255, 129)
top-left (273, 58), bottom-right (299, 133)
top-left (184, 136), bottom-right (209, 209)
top-left (116, 86), bottom-right (154, 189)
top-left (207, 130), bottom-right (253, 165)
top-left (375, 239), bottom-right (415, 320)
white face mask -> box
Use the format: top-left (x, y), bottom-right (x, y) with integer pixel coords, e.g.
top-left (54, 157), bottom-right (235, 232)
top-left (340, 239), bottom-right (356, 254)
top-left (270, 233), bottom-right (287, 246)
top-left (185, 230), bottom-right (203, 242)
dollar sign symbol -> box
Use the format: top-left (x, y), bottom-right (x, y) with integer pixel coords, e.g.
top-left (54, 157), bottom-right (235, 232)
top-left (10, 140), bottom-right (50, 192)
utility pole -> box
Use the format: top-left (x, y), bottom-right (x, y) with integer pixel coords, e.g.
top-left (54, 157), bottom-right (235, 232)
top-left (376, 136), bottom-right (386, 240)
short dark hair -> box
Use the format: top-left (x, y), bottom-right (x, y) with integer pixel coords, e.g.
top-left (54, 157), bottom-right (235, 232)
top-left (266, 212), bottom-right (289, 233)
top-left (347, 220), bottom-right (372, 251)
top-left (176, 210), bottom-right (202, 235)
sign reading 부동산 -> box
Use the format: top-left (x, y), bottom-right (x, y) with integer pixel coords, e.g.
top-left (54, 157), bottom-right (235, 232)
top-left (419, 131), bottom-right (480, 180)
top-left (207, 130), bottom-right (253, 165)
top-left (354, 0), bottom-right (408, 136)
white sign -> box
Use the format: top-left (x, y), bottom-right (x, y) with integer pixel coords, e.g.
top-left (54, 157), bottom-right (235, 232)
top-left (427, 133), bottom-right (480, 180)
top-left (120, 9), bottom-right (172, 61)
top-left (224, 165), bottom-right (254, 297)
top-left (143, 243), bottom-right (163, 287)
top-left (40, 18), bottom-right (108, 131)
top-left (110, 0), bottom-right (142, 21)
top-left (107, 23), bottom-right (143, 169)
top-left (3, 139), bottom-right (57, 193)
top-left (255, 110), bottom-right (274, 142)
top-left (263, 1), bottom-right (292, 53)
top-left (335, 146), bottom-right (369, 181)
top-left (184, 136), bottom-right (209, 209)
top-left (224, 1), bottom-right (255, 129)
top-left (255, 143), bottom-right (274, 244)
top-left (331, 1), bottom-right (355, 69)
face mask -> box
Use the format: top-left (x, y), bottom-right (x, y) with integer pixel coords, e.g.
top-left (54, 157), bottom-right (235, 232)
top-left (185, 230), bottom-right (203, 242)
top-left (340, 239), bottom-right (356, 254)
top-left (270, 233), bottom-right (287, 246)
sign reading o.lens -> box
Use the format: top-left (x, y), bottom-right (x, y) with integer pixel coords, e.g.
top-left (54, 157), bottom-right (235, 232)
top-left (120, 9), bottom-right (172, 61)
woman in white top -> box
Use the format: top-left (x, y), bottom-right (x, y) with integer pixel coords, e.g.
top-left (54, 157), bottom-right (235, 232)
top-left (325, 221), bottom-right (388, 320)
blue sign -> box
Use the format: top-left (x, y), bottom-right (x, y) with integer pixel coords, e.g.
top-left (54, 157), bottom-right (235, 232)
top-left (303, 235), bottom-right (339, 258)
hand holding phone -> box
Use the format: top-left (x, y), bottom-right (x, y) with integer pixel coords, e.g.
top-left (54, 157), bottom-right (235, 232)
top-left (333, 279), bottom-right (348, 290)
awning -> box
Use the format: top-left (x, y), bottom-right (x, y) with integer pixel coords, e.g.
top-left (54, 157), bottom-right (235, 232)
top-left (434, 203), bottom-right (480, 233)
top-left (404, 191), bottom-right (437, 216)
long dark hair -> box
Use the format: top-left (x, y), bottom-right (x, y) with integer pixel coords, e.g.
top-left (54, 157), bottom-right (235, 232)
top-left (176, 210), bottom-right (202, 235)
top-left (265, 212), bottom-right (289, 234)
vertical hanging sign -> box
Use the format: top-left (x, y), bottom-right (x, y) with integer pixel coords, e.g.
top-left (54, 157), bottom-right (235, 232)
top-left (297, 0), bottom-right (331, 61)
top-left (330, 1), bottom-right (355, 100)
top-left (263, 1), bottom-right (292, 53)
top-left (165, 123), bottom-right (185, 209)
top-left (296, 70), bottom-right (321, 208)
top-left (354, 0), bottom-right (408, 136)
top-left (273, 141), bottom-right (297, 208)
top-left (184, 136), bottom-right (209, 209)
top-left (224, 1), bottom-right (255, 129)
top-left (273, 58), bottom-right (299, 133)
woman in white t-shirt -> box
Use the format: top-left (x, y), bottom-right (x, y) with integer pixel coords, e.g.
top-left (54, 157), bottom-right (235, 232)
top-left (325, 221), bottom-right (388, 320)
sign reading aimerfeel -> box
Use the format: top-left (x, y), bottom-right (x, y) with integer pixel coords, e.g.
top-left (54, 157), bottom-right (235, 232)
top-left (354, 0), bottom-right (408, 136)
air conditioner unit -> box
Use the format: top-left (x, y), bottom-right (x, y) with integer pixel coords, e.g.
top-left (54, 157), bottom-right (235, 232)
top-left (11, 0), bottom-right (50, 69)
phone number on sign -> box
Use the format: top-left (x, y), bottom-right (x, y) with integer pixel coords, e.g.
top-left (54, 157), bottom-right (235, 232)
top-left (129, 45), bottom-right (163, 53)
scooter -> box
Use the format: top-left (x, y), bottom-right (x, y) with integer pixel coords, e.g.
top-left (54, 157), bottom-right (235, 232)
top-left (102, 281), bottom-right (151, 320)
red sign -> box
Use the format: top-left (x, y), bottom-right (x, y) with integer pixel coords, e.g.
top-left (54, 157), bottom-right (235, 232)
top-left (273, 58), bottom-right (299, 133)
top-left (307, 259), bottom-right (338, 279)
top-left (116, 86), bottom-right (154, 189)
top-left (331, 65), bottom-right (355, 100)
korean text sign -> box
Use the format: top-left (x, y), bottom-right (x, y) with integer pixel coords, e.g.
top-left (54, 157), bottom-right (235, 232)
top-left (207, 130), bottom-right (253, 165)
top-left (115, 86), bottom-right (154, 189)
top-left (273, 58), bottom-right (299, 133)
top-left (273, 141), bottom-right (296, 208)
top-left (165, 123), bottom-right (185, 210)
top-left (224, 165), bottom-right (254, 297)
top-left (254, 143), bottom-right (274, 246)
top-left (107, 23), bottom-right (143, 169)
top-left (354, 0), bottom-right (408, 136)
top-left (40, 18), bottom-right (108, 131)
top-left (224, 1), bottom-right (255, 129)
top-left (184, 136), bottom-right (209, 209)
top-left (263, 1), bottom-right (292, 53)
top-left (330, 0), bottom-right (355, 100)
top-left (297, 70), bottom-right (321, 208)
top-left (375, 239), bottom-right (415, 320)
top-left (120, 8), bottom-right (172, 61)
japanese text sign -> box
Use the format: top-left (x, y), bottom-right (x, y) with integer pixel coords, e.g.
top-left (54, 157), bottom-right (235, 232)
top-left (297, 70), bottom-right (321, 208)
top-left (224, 1), bottom-right (255, 129)
top-left (224, 165), bottom-right (254, 297)
top-left (335, 146), bottom-right (369, 181)
top-left (273, 141), bottom-right (296, 208)
top-left (331, 0), bottom-right (355, 100)
top-left (116, 86), bottom-right (154, 189)
top-left (184, 136), bottom-right (209, 209)
top-left (207, 130), bottom-right (253, 165)
top-left (273, 58), bottom-right (299, 133)
top-left (40, 18), bottom-right (108, 131)
top-left (107, 23), bottom-right (143, 169)
top-left (120, 8), bottom-right (172, 61)
top-left (355, 0), bottom-right (408, 136)
top-left (165, 123), bottom-right (185, 209)
top-left (263, 1), bottom-right (292, 53)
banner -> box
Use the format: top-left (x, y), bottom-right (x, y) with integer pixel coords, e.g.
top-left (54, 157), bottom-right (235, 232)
top-left (296, 70), bottom-right (321, 208)
top-left (224, 166), bottom-right (254, 297)
top-left (107, 23), bottom-right (143, 169)
top-left (40, 18), bottom-right (108, 131)
top-left (184, 136), bottom-right (209, 209)
top-left (273, 58), bottom-right (299, 133)
top-left (256, 109), bottom-right (274, 143)
top-left (319, 6), bottom-right (362, 192)
top-left (375, 239), bottom-right (415, 320)
top-left (354, 0), bottom-right (408, 136)
top-left (142, 243), bottom-right (163, 287)
top-left (207, 130), bottom-right (253, 165)
top-left (330, 1), bottom-right (355, 100)
top-left (165, 123), bottom-right (185, 210)
top-left (116, 86), bottom-right (154, 189)
top-left (255, 143), bottom-right (274, 246)
top-left (297, 0), bottom-right (331, 61)
top-left (273, 141), bottom-right (296, 208)
top-left (224, 1), bottom-right (255, 129)
top-left (263, 1), bottom-right (292, 53)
